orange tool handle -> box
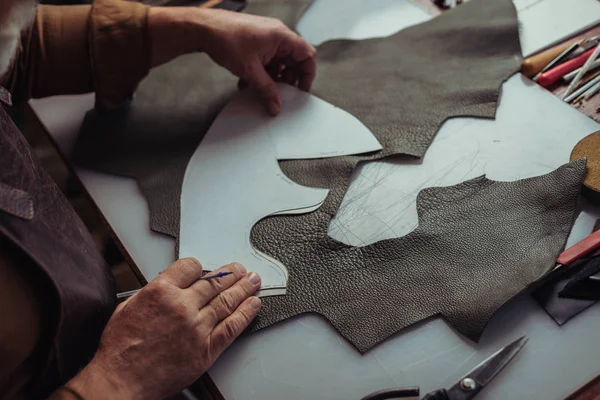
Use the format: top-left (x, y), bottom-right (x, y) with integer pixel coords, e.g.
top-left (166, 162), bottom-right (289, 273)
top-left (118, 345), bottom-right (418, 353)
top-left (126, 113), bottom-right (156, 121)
top-left (521, 42), bottom-right (573, 78)
top-left (558, 229), bottom-right (600, 266)
top-left (537, 48), bottom-right (594, 87)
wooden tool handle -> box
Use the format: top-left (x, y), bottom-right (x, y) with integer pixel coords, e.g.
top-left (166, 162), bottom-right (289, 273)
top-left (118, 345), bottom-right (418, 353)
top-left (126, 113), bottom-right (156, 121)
top-left (558, 229), bottom-right (600, 266)
top-left (521, 42), bottom-right (573, 78)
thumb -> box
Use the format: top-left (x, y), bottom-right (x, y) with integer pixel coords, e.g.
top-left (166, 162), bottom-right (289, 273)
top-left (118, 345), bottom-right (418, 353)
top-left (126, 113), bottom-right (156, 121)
top-left (245, 60), bottom-right (281, 116)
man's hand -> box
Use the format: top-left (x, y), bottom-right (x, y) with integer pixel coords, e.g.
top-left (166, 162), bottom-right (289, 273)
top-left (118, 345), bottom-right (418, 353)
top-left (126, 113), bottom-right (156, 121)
top-left (149, 7), bottom-right (317, 116)
top-left (66, 259), bottom-right (261, 400)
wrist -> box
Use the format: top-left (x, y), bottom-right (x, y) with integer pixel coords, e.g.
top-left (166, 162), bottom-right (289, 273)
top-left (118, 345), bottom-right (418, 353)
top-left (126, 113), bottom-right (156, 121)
top-left (66, 356), bottom-right (143, 400)
top-left (148, 7), bottom-right (217, 67)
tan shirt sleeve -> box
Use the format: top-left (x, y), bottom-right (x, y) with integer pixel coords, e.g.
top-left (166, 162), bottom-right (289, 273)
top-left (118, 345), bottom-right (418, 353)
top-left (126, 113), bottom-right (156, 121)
top-left (0, 0), bottom-right (150, 109)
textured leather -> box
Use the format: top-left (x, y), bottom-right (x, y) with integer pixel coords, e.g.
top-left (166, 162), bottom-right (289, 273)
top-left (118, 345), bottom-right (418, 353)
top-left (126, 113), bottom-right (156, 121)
top-left (0, 182), bottom-right (34, 220)
top-left (72, 1), bottom-right (311, 241)
top-left (248, 160), bottom-right (585, 353)
top-left (311, 0), bottom-right (521, 158)
top-left (0, 102), bottom-right (116, 397)
top-left (0, 86), bottom-right (11, 106)
top-left (532, 261), bottom-right (597, 325)
top-left (72, 0), bottom-right (520, 241)
top-left (559, 255), bottom-right (600, 300)
top-left (532, 226), bottom-right (600, 324)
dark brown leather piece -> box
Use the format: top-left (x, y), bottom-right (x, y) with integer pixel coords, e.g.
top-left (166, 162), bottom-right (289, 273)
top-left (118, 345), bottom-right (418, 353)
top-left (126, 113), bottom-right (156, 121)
top-left (248, 160), bottom-right (585, 352)
top-left (311, 0), bottom-right (521, 158)
top-left (532, 262), bottom-right (597, 325)
top-left (0, 182), bottom-right (34, 220)
top-left (72, 1), bottom-right (311, 239)
top-left (0, 104), bottom-right (116, 397)
top-left (72, 0), bottom-right (520, 240)
top-left (559, 255), bottom-right (600, 300)
top-left (0, 86), bottom-right (12, 106)
top-left (532, 224), bottom-right (600, 324)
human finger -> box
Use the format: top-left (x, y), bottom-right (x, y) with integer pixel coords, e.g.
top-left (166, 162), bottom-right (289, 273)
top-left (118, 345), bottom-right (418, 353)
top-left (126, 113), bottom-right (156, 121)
top-left (160, 258), bottom-right (205, 288)
top-left (285, 36), bottom-right (317, 91)
top-left (297, 56), bottom-right (317, 92)
top-left (209, 296), bottom-right (262, 355)
top-left (187, 262), bottom-right (247, 308)
top-left (281, 67), bottom-right (299, 86)
top-left (200, 272), bottom-right (261, 324)
top-left (244, 60), bottom-right (281, 116)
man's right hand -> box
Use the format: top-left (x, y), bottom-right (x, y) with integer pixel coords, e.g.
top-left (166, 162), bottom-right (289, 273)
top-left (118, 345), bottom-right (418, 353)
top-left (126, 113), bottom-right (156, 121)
top-left (66, 258), bottom-right (262, 400)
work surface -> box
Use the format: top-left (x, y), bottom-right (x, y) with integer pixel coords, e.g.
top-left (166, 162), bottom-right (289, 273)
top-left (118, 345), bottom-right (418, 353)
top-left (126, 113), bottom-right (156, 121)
top-left (30, 1), bottom-right (600, 399)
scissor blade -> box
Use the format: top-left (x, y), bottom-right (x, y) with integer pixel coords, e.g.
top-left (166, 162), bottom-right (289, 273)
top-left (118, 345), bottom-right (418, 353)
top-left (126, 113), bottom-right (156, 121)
top-left (445, 336), bottom-right (527, 400)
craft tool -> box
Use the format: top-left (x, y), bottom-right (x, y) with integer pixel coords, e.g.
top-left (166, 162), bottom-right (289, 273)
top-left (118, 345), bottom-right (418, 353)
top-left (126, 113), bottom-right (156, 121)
top-left (522, 41), bottom-right (576, 78)
top-left (361, 337), bottom-right (527, 400)
top-left (564, 73), bottom-right (600, 103)
top-left (558, 254), bottom-right (600, 300)
top-left (563, 58), bottom-right (600, 82)
top-left (564, 42), bottom-right (600, 98)
top-left (521, 32), bottom-right (600, 78)
top-left (569, 70), bottom-right (600, 103)
top-left (584, 81), bottom-right (600, 100)
top-left (553, 230), bottom-right (600, 271)
top-left (533, 42), bottom-right (582, 81)
top-left (115, 271), bottom-right (234, 299)
top-left (537, 48), bottom-right (595, 87)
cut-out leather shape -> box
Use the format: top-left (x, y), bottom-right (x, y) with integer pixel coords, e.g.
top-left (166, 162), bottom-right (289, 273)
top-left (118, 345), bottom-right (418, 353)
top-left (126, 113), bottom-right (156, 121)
top-left (310, 0), bottom-right (521, 158)
top-left (532, 260), bottom-right (598, 325)
top-left (248, 160), bottom-right (585, 353)
top-left (532, 222), bottom-right (600, 324)
top-left (559, 255), bottom-right (600, 300)
top-left (0, 182), bottom-right (34, 220)
top-left (178, 84), bottom-right (382, 295)
top-left (72, 0), bottom-right (521, 243)
top-left (71, 1), bottom-right (311, 240)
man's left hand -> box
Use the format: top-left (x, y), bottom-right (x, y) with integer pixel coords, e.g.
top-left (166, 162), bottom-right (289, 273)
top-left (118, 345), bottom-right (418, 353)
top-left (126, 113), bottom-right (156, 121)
top-left (149, 7), bottom-right (317, 116)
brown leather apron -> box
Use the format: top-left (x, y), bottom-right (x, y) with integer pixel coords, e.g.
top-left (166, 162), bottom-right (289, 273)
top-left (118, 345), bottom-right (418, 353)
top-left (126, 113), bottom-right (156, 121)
top-left (0, 87), bottom-right (116, 398)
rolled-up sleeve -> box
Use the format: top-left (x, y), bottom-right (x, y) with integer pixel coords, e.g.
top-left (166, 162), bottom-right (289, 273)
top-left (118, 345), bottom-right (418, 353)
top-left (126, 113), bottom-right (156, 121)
top-left (0, 0), bottom-right (150, 109)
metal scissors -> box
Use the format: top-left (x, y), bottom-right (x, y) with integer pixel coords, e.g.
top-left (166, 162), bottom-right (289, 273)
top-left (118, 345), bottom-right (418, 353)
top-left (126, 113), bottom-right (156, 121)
top-left (361, 336), bottom-right (527, 400)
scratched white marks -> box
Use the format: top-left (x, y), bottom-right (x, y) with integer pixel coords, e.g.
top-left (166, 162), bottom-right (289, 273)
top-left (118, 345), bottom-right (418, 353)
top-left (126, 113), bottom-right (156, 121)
top-left (328, 74), bottom-right (600, 247)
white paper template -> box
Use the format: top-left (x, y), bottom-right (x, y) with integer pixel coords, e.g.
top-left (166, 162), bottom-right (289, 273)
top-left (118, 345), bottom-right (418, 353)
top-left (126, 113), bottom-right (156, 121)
top-left (179, 84), bottom-right (382, 295)
top-left (297, 0), bottom-right (432, 46)
top-left (330, 74), bottom-right (600, 248)
top-left (514, 0), bottom-right (600, 57)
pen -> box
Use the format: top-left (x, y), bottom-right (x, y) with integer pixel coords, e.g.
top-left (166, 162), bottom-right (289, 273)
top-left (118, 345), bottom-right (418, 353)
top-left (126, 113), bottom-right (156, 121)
top-left (116, 271), bottom-right (234, 299)
top-left (564, 42), bottom-right (600, 98)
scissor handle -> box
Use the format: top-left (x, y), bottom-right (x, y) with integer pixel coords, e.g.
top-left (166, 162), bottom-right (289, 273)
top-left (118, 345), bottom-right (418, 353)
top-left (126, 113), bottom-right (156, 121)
top-left (361, 387), bottom-right (420, 400)
top-left (422, 389), bottom-right (451, 400)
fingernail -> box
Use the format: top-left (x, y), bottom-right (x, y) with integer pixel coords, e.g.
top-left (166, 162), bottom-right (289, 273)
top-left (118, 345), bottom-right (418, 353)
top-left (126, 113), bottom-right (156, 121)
top-left (268, 101), bottom-right (280, 116)
top-left (248, 272), bottom-right (261, 285)
top-left (234, 262), bottom-right (246, 274)
top-left (250, 297), bottom-right (262, 309)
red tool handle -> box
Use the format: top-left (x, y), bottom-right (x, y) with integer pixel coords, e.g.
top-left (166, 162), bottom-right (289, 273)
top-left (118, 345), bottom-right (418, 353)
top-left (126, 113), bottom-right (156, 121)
top-left (558, 229), bottom-right (600, 266)
top-left (537, 48), bottom-right (594, 87)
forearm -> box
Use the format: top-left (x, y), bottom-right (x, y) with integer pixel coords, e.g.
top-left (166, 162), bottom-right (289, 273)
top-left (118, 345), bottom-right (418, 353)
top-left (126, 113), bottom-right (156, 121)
top-left (1, 0), bottom-right (150, 108)
top-left (1, 5), bottom-right (93, 103)
top-left (148, 7), bottom-right (229, 68)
